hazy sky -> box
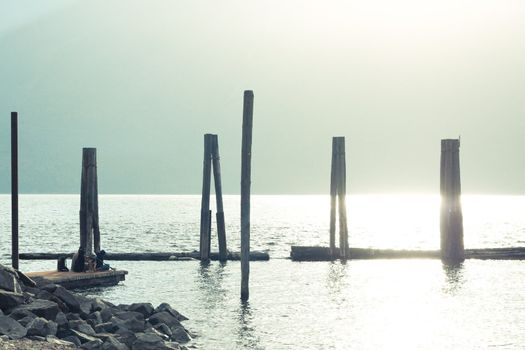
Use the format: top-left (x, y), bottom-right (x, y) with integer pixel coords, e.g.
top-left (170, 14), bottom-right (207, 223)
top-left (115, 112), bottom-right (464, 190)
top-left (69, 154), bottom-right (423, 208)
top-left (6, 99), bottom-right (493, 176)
top-left (0, 0), bottom-right (524, 194)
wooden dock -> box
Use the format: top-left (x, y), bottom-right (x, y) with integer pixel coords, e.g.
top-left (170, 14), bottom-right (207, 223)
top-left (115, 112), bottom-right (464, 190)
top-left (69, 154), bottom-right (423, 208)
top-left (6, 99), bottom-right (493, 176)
top-left (19, 251), bottom-right (270, 261)
top-left (290, 246), bottom-right (525, 261)
top-left (26, 270), bottom-right (128, 289)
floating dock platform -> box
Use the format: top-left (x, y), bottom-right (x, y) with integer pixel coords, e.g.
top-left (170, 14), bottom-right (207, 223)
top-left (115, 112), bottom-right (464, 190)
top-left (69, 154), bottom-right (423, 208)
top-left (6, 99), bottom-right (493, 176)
top-left (26, 270), bottom-right (128, 289)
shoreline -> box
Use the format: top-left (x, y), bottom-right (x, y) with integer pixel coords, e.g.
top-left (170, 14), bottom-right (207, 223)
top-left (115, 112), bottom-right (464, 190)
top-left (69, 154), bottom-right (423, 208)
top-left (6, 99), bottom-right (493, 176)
top-left (0, 264), bottom-right (194, 350)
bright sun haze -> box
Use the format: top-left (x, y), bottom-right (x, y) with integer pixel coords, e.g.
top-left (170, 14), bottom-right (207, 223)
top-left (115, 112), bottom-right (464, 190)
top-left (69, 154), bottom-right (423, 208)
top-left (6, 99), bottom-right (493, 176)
top-left (0, 0), bottom-right (524, 195)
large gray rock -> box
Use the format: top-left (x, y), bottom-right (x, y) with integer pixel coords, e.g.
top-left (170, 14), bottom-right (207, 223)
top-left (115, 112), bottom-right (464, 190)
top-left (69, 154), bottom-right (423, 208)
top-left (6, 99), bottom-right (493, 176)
top-left (154, 303), bottom-right (188, 321)
top-left (170, 326), bottom-right (191, 343)
top-left (54, 286), bottom-right (81, 312)
top-left (12, 299), bottom-right (60, 320)
top-left (46, 335), bottom-right (77, 347)
top-left (36, 290), bottom-right (70, 314)
top-left (103, 336), bottom-right (130, 350)
top-left (69, 329), bottom-right (100, 344)
top-left (0, 315), bottom-right (27, 339)
top-left (110, 315), bottom-right (145, 333)
top-left (128, 303), bottom-right (154, 318)
top-left (92, 298), bottom-right (111, 312)
top-left (8, 308), bottom-right (36, 321)
top-left (144, 326), bottom-right (169, 341)
top-left (87, 311), bottom-right (103, 325)
top-left (0, 267), bottom-right (22, 294)
top-left (165, 342), bottom-right (181, 350)
top-left (115, 311), bottom-right (144, 322)
top-left (16, 270), bottom-right (37, 288)
top-left (131, 333), bottom-right (167, 350)
top-left (26, 317), bottom-right (58, 337)
top-left (114, 329), bottom-right (137, 348)
top-left (55, 311), bottom-right (69, 330)
top-left (62, 335), bottom-right (82, 346)
top-left (0, 290), bottom-right (25, 311)
top-left (77, 296), bottom-right (94, 317)
top-left (100, 307), bottom-right (114, 322)
top-left (69, 319), bottom-right (97, 336)
top-left (95, 322), bottom-right (116, 334)
top-left (147, 312), bottom-right (181, 329)
top-left (40, 284), bottom-right (59, 293)
top-left (80, 338), bottom-right (104, 350)
top-left (154, 323), bottom-right (172, 338)
top-left (66, 312), bottom-right (82, 321)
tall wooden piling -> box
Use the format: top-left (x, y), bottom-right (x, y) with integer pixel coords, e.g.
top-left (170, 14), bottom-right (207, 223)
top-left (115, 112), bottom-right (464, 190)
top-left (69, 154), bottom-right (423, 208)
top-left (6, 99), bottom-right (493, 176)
top-left (80, 148), bottom-right (100, 257)
top-left (335, 137), bottom-right (349, 258)
top-left (240, 90), bottom-right (254, 301)
top-left (211, 134), bottom-right (228, 261)
top-left (11, 112), bottom-right (19, 270)
top-left (329, 137), bottom-right (349, 259)
top-left (199, 134), bottom-right (213, 261)
top-left (329, 138), bottom-right (337, 256)
top-left (440, 139), bottom-right (464, 263)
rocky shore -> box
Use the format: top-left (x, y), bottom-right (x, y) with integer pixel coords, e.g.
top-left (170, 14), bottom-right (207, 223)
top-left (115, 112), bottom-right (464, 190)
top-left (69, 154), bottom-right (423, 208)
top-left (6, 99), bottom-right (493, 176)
top-left (0, 264), bottom-right (193, 350)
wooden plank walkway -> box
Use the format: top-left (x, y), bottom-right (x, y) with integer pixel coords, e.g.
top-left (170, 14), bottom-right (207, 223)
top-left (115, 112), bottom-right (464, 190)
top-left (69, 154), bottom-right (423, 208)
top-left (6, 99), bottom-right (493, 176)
top-left (26, 270), bottom-right (128, 289)
top-left (290, 246), bottom-right (525, 261)
top-left (20, 251), bottom-right (269, 261)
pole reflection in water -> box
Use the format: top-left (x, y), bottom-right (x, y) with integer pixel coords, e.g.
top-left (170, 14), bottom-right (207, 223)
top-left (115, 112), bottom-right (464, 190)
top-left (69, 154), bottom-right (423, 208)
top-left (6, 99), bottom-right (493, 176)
top-left (326, 261), bottom-right (349, 301)
top-left (442, 262), bottom-right (465, 295)
top-left (236, 301), bottom-right (262, 349)
top-left (196, 261), bottom-right (228, 306)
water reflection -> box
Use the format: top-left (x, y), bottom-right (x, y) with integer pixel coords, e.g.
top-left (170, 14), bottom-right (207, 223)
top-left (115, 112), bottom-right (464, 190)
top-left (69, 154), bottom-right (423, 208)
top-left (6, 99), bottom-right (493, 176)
top-left (236, 302), bottom-right (262, 350)
top-left (441, 262), bottom-right (464, 295)
top-left (326, 261), bottom-right (348, 299)
top-left (196, 261), bottom-right (228, 305)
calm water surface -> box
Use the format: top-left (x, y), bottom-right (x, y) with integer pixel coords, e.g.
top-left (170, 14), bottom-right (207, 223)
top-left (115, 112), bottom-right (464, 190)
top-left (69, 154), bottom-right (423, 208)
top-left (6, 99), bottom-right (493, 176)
top-left (0, 195), bottom-right (524, 349)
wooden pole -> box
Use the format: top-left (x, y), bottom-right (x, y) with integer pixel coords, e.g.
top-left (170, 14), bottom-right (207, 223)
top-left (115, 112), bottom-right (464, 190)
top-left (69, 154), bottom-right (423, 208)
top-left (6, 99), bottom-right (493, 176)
top-left (211, 134), bottom-right (228, 261)
top-left (93, 151), bottom-right (101, 253)
top-left (199, 134), bottom-right (213, 261)
top-left (11, 112), bottom-right (19, 270)
top-left (336, 137), bottom-right (349, 258)
top-left (80, 148), bottom-right (98, 257)
top-left (440, 139), bottom-right (464, 263)
top-left (241, 90), bottom-right (254, 301)
top-left (329, 138), bottom-right (337, 257)
top-left (208, 209), bottom-right (212, 255)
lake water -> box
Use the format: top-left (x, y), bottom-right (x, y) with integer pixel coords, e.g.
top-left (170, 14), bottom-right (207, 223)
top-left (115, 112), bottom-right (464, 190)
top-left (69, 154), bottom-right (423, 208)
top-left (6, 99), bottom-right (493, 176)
top-left (1, 195), bottom-right (524, 349)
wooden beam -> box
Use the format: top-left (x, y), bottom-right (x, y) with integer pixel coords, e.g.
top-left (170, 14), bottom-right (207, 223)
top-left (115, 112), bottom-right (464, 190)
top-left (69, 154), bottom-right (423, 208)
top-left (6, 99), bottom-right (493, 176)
top-left (20, 251), bottom-right (270, 261)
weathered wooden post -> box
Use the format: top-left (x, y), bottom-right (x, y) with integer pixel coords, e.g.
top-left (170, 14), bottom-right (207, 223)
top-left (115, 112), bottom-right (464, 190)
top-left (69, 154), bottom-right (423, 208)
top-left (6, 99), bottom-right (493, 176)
top-left (241, 90), bottom-right (254, 301)
top-left (208, 209), bottom-right (212, 255)
top-left (211, 134), bottom-right (228, 261)
top-left (80, 148), bottom-right (100, 257)
top-left (336, 137), bottom-right (349, 258)
top-left (199, 134), bottom-right (213, 261)
top-left (11, 112), bottom-right (19, 270)
top-left (328, 137), bottom-right (349, 259)
top-left (329, 138), bottom-right (337, 257)
top-left (440, 139), bottom-right (464, 263)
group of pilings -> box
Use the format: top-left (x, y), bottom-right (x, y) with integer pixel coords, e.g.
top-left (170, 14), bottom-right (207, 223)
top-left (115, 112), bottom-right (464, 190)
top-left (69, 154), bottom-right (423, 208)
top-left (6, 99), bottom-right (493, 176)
top-left (199, 134), bottom-right (228, 262)
top-left (292, 137), bottom-right (484, 264)
top-left (197, 90), bottom-right (254, 301)
top-left (8, 90), bottom-right (257, 302)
